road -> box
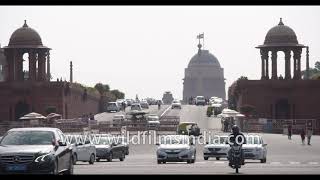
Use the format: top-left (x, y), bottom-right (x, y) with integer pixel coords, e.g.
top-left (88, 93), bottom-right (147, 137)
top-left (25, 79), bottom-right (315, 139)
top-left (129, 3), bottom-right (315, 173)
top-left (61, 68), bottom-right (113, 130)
top-left (75, 105), bottom-right (320, 174)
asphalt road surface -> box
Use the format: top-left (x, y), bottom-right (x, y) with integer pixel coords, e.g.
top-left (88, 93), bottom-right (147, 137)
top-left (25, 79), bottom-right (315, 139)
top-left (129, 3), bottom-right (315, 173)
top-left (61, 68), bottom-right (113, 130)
top-left (75, 105), bottom-right (320, 174)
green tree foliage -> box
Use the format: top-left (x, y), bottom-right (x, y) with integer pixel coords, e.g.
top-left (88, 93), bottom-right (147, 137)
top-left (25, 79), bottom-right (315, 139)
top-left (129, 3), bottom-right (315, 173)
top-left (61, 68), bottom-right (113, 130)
top-left (94, 83), bottom-right (110, 95)
top-left (110, 89), bottom-right (125, 99)
top-left (302, 61), bottom-right (320, 79)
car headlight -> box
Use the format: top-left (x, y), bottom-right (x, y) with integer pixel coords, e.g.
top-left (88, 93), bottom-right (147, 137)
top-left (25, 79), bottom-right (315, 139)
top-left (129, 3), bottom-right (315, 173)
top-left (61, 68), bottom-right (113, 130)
top-left (35, 153), bottom-right (53, 163)
top-left (203, 148), bottom-right (210, 153)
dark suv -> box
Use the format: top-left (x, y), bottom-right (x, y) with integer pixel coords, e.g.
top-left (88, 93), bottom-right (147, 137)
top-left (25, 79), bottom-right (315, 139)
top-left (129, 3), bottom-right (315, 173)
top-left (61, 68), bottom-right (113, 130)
top-left (0, 127), bottom-right (74, 174)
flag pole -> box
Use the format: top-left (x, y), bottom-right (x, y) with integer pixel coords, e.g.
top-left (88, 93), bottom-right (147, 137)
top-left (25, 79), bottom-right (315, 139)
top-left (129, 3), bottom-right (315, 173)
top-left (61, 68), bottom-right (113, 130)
top-left (203, 32), bottom-right (205, 50)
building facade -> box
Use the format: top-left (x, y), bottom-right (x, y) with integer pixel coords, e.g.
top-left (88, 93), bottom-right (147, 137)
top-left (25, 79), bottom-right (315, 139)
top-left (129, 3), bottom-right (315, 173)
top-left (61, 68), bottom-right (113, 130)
top-left (0, 21), bottom-right (100, 122)
top-left (183, 42), bottom-right (226, 103)
top-left (229, 18), bottom-right (320, 122)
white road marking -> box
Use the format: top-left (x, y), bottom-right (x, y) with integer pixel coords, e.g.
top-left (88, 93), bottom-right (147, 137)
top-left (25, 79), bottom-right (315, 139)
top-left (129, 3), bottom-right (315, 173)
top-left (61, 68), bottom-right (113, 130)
top-left (270, 162), bottom-right (281, 165)
top-left (160, 106), bottom-right (171, 118)
top-left (308, 162), bottom-right (319, 165)
top-left (289, 161), bottom-right (300, 165)
top-left (214, 161), bottom-right (226, 164)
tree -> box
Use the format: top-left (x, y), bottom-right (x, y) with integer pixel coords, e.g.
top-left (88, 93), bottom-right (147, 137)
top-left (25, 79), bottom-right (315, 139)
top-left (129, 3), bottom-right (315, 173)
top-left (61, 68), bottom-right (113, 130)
top-left (110, 89), bottom-right (125, 99)
top-left (94, 83), bottom-right (110, 95)
top-left (302, 61), bottom-right (320, 79)
top-left (238, 76), bottom-right (248, 80)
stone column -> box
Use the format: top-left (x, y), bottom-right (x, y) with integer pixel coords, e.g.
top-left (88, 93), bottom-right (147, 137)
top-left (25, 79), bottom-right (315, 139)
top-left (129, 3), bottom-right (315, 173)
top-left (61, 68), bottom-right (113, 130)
top-left (265, 51), bottom-right (269, 80)
top-left (29, 51), bottom-right (37, 81)
top-left (4, 50), bottom-right (14, 81)
top-left (293, 49), bottom-right (302, 80)
top-left (46, 51), bottom-right (50, 81)
top-left (271, 50), bottom-right (278, 79)
top-left (260, 49), bottom-right (266, 79)
top-left (284, 50), bottom-right (291, 79)
top-left (37, 51), bottom-right (46, 81)
top-left (17, 50), bottom-right (24, 81)
top-left (306, 46), bottom-right (309, 79)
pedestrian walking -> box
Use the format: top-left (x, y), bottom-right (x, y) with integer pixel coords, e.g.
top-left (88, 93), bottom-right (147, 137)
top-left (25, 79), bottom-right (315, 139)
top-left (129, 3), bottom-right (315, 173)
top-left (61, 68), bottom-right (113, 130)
top-left (300, 128), bottom-right (305, 145)
top-left (307, 128), bottom-right (313, 145)
top-left (288, 124), bottom-right (292, 140)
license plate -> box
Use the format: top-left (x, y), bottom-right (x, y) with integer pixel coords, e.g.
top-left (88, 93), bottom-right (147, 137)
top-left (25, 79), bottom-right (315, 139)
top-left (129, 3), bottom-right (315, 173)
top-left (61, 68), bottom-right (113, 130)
top-left (6, 164), bottom-right (27, 171)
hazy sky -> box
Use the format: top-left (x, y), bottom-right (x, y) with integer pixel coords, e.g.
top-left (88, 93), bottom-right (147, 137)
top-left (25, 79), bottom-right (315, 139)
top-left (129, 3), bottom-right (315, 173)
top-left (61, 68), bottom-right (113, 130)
top-left (1, 6), bottom-right (320, 100)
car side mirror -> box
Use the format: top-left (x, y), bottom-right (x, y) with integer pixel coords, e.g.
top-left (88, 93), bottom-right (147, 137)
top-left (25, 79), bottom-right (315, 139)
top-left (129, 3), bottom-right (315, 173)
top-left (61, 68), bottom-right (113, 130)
top-left (58, 140), bottom-right (67, 146)
top-left (112, 142), bottom-right (117, 146)
top-left (156, 143), bottom-right (160, 146)
top-left (77, 143), bottom-right (83, 146)
top-left (206, 142), bottom-right (209, 144)
top-left (263, 143), bottom-right (267, 147)
top-left (190, 142), bottom-right (194, 145)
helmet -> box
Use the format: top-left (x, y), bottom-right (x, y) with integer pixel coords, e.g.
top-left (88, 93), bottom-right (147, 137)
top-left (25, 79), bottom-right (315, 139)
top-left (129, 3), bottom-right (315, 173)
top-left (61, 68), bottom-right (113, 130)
top-left (232, 125), bottom-right (240, 134)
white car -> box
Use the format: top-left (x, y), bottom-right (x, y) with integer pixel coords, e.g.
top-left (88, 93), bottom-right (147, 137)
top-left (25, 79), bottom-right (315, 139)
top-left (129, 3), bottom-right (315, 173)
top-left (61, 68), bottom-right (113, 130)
top-left (195, 96), bottom-right (206, 106)
top-left (242, 134), bottom-right (267, 163)
top-left (112, 115), bottom-right (126, 127)
top-left (131, 103), bottom-right (142, 111)
top-left (171, 100), bottom-right (182, 109)
top-left (146, 114), bottom-right (160, 129)
top-left (67, 134), bottom-right (97, 165)
top-left (156, 135), bottom-right (196, 164)
top-left (106, 102), bottom-right (120, 112)
top-left (140, 101), bottom-right (149, 109)
top-left (203, 135), bottom-right (230, 160)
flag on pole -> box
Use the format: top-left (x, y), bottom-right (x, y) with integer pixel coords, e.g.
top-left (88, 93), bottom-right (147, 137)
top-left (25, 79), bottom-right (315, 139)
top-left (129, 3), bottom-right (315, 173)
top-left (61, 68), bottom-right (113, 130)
top-left (197, 33), bottom-right (204, 39)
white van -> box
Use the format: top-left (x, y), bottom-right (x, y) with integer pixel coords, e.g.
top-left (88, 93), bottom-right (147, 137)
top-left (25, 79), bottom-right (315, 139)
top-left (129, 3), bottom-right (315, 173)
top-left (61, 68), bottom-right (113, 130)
top-left (195, 96), bottom-right (206, 106)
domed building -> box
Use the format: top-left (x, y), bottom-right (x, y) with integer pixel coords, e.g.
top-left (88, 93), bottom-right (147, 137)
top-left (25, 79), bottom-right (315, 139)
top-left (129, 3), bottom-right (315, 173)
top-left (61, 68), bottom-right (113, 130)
top-left (183, 41), bottom-right (225, 103)
top-left (228, 18), bottom-right (319, 134)
top-left (0, 21), bottom-right (100, 122)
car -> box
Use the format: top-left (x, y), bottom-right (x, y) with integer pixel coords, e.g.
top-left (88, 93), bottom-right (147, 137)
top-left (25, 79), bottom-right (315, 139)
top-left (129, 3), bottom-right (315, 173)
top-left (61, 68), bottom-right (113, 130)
top-left (140, 101), bottom-right (149, 109)
top-left (112, 115), bottom-right (126, 127)
top-left (66, 134), bottom-right (96, 165)
top-left (203, 135), bottom-right (230, 160)
top-left (195, 96), bottom-right (206, 106)
top-left (131, 103), bottom-right (142, 111)
top-left (0, 127), bottom-right (73, 174)
top-left (177, 122), bottom-right (201, 136)
top-left (94, 135), bottom-right (126, 162)
top-left (171, 99), bottom-right (182, 109)
top-left (146, 114), bottom-right (160, 130)
top-left (0, 136), bottom-right (2, 141)
top-left (106, 102), bottom-right (120, 112)
top-left (125, 99), bottom-right (133, 106)
top-left (156, 135), bottom-right (196, 164)
top-left (242, 134), bottom-right (267, 163)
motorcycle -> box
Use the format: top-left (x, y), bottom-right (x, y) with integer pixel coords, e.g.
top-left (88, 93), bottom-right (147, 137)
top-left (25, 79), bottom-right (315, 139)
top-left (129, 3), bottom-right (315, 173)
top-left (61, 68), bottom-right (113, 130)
top-left (228, 144), bottom-right (243, 173)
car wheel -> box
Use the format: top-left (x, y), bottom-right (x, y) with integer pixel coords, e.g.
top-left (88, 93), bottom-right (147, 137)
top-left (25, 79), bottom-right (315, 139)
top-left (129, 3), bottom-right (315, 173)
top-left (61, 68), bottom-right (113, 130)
top-left (157, 160), bottom-right (162, 164)
top-left (73, 154), bottom-right (77, 165)
top-left (89, 154), bottom-right (95, 164)
top-left (191, 159), bottom-right (195, 163)
top-left (162, 161), bottom-right (166, 164)
top-left (126, 150), bottom-right (129, 155)
top-left (96, 158), bottom-right (100, 162)
top-left (119, 152), bottom-right (125, 161)
top-left (261, 158), bottom-right (267, 163)
top-left (204, 157), bottom-right (209, 160)
top-left (64, 156), bottom-right (74, 175)
top-left (51, 159), bottom-right (59, 175)
top-left (216, 157), bottom-right (220, 160)
top-left (187, 160), bottom-right (192, 164)
top-left (107, 152), bottom-right (113, 162)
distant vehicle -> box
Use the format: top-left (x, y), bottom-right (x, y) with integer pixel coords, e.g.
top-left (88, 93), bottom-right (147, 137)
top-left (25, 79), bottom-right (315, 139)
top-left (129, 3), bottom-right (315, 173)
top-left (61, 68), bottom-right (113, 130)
top-left (146, 114), bottom-right (160, 130)
top-left (131, 103), bottom-right (142, 111)
top-left (125, 99), bottom-right (133, 106)
top-left (203, 135), bottom-right (230, 160)
top-left (94, 135), bottom-right (126, 162)
top-left (106, 102), bottom-right (120, 112)
top-left (195, 96), bottom-right (206, 106)
top-left (177, 122), bottom-right (201, 136)
top-left (156, 135), bottom-right (196, 164)
top-left (116, 99), bottom-right (126, 108)
top-left (112, 115), bottom-right (126, 127)
top-left (242, 134), bottom-right (267, 163)
top-left (162, 91), bottom-right (174, 104)
top-left (67, 134), bottom-right (96, 165)
top-left (0, 127), bottom-right (73, 174)
top-left (140, 101), bottom-right (149, 109)
top-left (171, 99), bottom-right (182, 109)
top-left (0, 136), bottom-right (2, 141)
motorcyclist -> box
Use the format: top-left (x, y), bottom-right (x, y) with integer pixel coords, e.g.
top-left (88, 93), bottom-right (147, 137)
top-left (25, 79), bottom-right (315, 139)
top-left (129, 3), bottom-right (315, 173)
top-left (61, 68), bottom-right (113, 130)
top-left (228, 125), bottom-right (246, 166)
top-left (157, 100), bottom-right (161, 110)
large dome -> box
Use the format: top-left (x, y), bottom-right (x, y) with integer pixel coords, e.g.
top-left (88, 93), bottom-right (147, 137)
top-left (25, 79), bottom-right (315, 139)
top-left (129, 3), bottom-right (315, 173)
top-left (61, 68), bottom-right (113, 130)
top-left (188, 49), bottom-right (221, 68)
top-left (8, 20), bottom-right (43, 47)
top-left (263, 18), bottom-right (299, 46)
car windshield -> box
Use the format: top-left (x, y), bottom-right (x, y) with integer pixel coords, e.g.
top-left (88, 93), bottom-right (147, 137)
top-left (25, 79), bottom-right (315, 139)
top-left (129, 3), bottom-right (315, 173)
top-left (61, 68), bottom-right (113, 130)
top-left (246, 136), bottom-right (261, 144)
top-left (197, 97), bottom-right (204, 100)
top-left (160, 136), bottom-right (189, 145)
top-left (0, 131), bottom-right (55, 145)
top-left (97, 136), bottom-right (113, 145)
